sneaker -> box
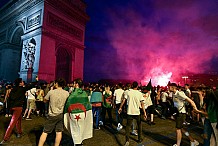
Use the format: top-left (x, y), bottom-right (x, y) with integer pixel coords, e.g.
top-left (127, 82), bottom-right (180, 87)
top-left (183, 121), bottom-right (190, 125)
top-left (0, 140), bottom-right (7, 145)
top-left (94, 127), bottom-right (100, 130)
top-left (5, 114), bottom-right (8, 117)
top-left (99, 121), bottom-right (103, 126)
top-left (8, 114), bottom-right (12, 117)
top-left (124, 141), bottom-right (129, 146)
top-left (117, 123), bottom-right (123, 131)
top-left (170, 116), bottom-right (175, 120)
top-left (16, 133), bottom-right (22, 138)
top-left (26, 117), bottom-right (32, 120)
top-left (173, 144), bottom-right (177, 146)
top-left (161, 116), bottom-right (166, 120)
top-left (190, 140), bottom-right (199, 146)
top-left (131, 130), bottom-right (138, 136)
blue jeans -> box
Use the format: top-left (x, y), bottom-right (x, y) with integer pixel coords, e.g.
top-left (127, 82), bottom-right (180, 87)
top-left (203, 118), bottom-right (213, 146)
top-left (92, 107), bottom-right (101, 128)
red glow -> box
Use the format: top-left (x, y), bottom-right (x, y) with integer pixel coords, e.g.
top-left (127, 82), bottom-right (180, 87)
top-left (104, 1), bottom-right (218, 84)
top-left (142, 68), bottom-right (172, 86)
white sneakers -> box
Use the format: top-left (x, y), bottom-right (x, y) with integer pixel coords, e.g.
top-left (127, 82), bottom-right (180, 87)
top-left (5, 114), bottom-right (12, 117)
top-left (131, 130), bottom-right (138, 136)
top-left (173, 140), bottom-right (199, 146)
top-left (183, 121), bottom-right (190, 125)
top-left (117, 123), bottom-right (123, 131)
top-left (124, 141), bottom-right (129, 146)
top-left (190, 140), bottom-right (199, 146)
top-left (99, 121), bottom-right (103, 126)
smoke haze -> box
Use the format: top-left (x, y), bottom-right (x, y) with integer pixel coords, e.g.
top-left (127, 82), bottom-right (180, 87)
top-left (84, 0), bottom-right (218, 85)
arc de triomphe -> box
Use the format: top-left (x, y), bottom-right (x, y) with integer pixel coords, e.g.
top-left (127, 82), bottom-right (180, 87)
top-left (0, 0), bottom-right (89, 83)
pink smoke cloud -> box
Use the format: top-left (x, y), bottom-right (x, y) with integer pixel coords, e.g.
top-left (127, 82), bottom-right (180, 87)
top-left (105, 0), bottom-right (218, 86)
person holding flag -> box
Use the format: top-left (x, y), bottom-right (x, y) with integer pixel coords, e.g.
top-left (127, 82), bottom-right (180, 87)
top-left (64, 78), bottom-right (93, 145)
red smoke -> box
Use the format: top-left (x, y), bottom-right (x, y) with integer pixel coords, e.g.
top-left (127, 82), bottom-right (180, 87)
top-left (105, 0), bottom-right (218, 86)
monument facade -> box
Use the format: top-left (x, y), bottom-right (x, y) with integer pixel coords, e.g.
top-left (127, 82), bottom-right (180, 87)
top-left (0, 0), bottom-right (89, 83)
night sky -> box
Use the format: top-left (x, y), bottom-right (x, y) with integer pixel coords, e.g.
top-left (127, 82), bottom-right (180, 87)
top-left (0, 0), bottom-right (8, 8)
top-left (1, 0), bottom-right (218, 85)
top-left (84, 0), bottom-right (218, 85)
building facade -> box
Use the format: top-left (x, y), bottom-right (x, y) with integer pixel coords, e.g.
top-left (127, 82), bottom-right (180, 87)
top-left (0, 0), bottom-right (89, 83)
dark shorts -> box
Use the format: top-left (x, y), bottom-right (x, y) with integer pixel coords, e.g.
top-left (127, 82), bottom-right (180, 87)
top-left (175, 113), bottom-right (186, 129)
top-left (147, 105), bottom-right (154, 114)
top-left (43, 113), bottom-right (64, 133)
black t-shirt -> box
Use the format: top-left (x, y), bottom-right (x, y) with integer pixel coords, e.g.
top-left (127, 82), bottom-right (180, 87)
top-left (8, 86), bottom-right (26, 108)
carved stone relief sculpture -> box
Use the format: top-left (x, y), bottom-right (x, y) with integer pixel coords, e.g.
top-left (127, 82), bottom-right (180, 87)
top-left (22, 38), bottom-right (36, 69)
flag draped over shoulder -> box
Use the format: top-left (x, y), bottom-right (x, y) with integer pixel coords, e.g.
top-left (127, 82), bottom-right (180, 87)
top-left (64, 88), bottom-right (93, 145)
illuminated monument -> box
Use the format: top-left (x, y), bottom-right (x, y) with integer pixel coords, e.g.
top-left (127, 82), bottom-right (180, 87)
top-left (0, 0), bottom-right (89, 83)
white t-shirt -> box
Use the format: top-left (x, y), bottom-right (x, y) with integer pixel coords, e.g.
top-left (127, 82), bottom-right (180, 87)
top-left (143, 92), bottom-right (153, 109)
top-left (185, 89), bottom-right (191, 97)
top-left (114, 88), bottom-right (124, 104)
top-left (27, 88), bottom-right (37, 100)
top-left (125, 89), bottom-right (144, 115)
top-left (173, 90), bottom-right (188, 113)
top-left (161, 92), bottom-right (168, 102)
top-left (123, 89), bottom-right (133, 105)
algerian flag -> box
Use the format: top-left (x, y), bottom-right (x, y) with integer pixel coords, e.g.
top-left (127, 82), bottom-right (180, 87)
top-left (64, 88), bottom-right (93, 145)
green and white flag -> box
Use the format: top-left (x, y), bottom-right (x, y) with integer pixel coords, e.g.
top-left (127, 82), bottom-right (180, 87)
top-left (64, 88), bottom-right (93, 145)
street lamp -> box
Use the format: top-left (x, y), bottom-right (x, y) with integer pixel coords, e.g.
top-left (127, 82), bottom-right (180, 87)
top-left (182, 76), bottom-right (188, 84)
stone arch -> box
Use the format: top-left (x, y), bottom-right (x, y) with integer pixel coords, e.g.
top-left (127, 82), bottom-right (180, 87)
top-left (8, 21), bottom-right (24, 44)
top-left (10, 26), bottom-right (24, 45)
top-left (55, 45), bottom-right (73, 83)
top-left (6, 25), bottom-right (24, 81)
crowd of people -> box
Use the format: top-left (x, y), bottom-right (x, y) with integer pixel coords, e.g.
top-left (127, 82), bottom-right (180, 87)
top-left (0, 78), bottom-right (218, 146)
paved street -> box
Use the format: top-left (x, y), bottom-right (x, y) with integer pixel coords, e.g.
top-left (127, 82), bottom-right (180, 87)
top-left (0, 113), bottom-right (203, 146)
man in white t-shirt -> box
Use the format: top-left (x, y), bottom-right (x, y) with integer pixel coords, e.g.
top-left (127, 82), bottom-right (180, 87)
top-left (169, 83), bottom-right (199, 146)
top-left (113, 83), bottom-right (124, 131)
top-left (23, 86), bottom-right (37, 120)
top-left (118, 81), bottom-right (147, 146)
top-left (160, 89), bottom-right (168, 119)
